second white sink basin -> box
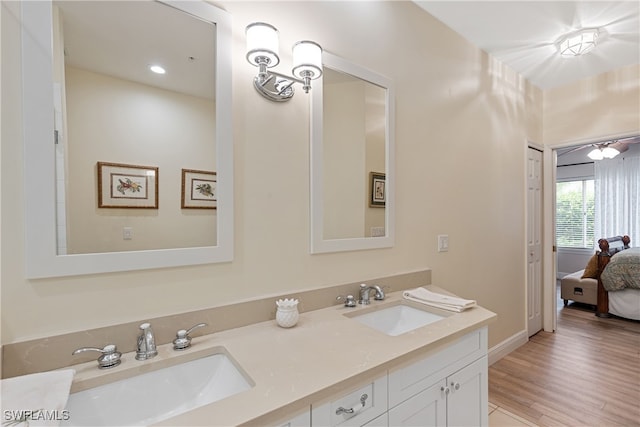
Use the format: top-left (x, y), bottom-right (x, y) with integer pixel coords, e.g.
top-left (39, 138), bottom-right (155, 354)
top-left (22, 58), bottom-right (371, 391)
top-left (62, 350), bottom-right (253, 426)
top-left (348, 304), bottom-right (446, 336)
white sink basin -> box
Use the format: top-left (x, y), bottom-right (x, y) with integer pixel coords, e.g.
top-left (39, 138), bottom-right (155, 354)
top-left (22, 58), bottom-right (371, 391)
top-left (62, 351), bottom-right (252, 426)
top-left (348, 304), bottom-right (446, 336)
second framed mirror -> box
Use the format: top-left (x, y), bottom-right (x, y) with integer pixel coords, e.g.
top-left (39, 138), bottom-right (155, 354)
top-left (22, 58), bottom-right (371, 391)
top-left (310, 53), bottom-right (395, 253)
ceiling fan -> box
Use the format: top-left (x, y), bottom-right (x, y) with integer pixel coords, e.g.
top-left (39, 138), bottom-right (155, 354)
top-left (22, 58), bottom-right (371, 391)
top-left (558, 135), bottom-right (640, 159)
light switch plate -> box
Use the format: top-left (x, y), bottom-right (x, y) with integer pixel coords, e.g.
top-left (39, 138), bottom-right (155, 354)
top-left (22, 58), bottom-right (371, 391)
top-left (123, 227), bottom-right (133, 240)
top-left (438, 234), bottom-right (449, 252)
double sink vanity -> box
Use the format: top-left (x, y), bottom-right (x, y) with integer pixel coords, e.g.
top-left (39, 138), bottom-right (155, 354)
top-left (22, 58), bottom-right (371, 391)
top-left (53, 286), bottom-right (495, 426)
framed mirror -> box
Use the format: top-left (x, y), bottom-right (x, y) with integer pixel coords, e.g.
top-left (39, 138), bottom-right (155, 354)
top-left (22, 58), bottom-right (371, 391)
top-left (22, 0), bottom-right (233, 278)
top-left (310, 53), bottom-right (395, 253)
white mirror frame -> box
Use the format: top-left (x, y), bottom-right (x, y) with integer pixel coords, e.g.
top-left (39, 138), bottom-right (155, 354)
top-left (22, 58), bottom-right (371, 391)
top-left (22, 0), bottom-right (233, 278)
top-left (310, 52), bottom-right (395, 253)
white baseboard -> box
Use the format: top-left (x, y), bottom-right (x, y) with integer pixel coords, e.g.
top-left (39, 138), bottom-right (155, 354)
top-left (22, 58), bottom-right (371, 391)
top-left (488, 330), bottom-right (528, 365)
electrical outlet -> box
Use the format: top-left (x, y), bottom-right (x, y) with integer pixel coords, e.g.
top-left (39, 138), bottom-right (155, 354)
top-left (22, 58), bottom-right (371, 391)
top-left (438, 234), bottom-right (449, 252)
top-left (123, 227), bottom-right (133, 240)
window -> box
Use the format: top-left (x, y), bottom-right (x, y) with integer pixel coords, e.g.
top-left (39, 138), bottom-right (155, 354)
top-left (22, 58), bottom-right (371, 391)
top-left (556, 180), bottom-right (594, 248)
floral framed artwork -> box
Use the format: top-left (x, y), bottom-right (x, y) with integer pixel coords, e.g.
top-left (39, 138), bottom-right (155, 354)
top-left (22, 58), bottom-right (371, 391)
top-left (369, 171), bottom-right (386, 208)
top-left (181, 169), bottom-right (217, 209)
top-left (97, 162), bottom-right (158, 208)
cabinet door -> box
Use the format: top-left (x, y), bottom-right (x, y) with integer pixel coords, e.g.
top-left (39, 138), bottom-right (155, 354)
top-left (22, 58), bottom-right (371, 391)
top-left (362, 412), bottom-right (388, 427)
top-left (279, 408), bottom-right (310, 427)
top-left (388, 380), bottom-right (446, 427)
top-left (447, 356), bottom-right (488, 427)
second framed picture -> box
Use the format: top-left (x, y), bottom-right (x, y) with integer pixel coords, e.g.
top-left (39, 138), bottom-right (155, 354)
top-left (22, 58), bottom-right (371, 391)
top-left (181, 169), bottom-right (217, 209)
top-left (369, 171), bottom-right (386, 208)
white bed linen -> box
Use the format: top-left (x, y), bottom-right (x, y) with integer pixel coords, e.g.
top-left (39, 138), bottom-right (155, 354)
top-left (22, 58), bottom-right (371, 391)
top-left (608, 288), bottom-right (640, 320)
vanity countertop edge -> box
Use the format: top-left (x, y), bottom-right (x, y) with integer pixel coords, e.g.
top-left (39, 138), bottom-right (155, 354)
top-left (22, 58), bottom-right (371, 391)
top-left (67, 285), bottom-right (497, 426)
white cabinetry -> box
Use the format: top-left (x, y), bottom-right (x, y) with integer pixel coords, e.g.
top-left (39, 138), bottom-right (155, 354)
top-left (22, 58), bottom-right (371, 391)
top-left (311, 375), bottom-right (388, 427)
top-left (296, 327), bottom-right (488, 427)
top-left (388, 327), bottom-right (488, 427)
top-left (279, 409), bottom-right (311, 427)
top-left (388, 356), bottom-right (487, 427)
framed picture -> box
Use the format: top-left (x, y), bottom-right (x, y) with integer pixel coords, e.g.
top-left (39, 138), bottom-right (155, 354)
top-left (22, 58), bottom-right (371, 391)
top-left (181, 169), bottom-right (217, 209)
top-left (97, 162), bottom-right (158, 209)
top-left (369, 172), bottom-right (386, 208)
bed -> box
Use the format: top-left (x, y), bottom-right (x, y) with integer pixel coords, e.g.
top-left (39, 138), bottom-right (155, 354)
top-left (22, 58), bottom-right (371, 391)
top-left (595, 235), bottom-right (640, 320)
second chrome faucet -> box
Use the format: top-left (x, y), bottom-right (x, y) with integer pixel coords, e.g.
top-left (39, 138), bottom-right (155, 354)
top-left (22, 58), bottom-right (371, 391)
top-left (136, 322), bottom-right (158, 360)
top-left (359, 283), bottom-right (386, 305)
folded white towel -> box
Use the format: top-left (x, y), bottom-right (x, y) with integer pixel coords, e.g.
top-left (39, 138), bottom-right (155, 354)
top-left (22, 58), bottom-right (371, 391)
top-left (1, 369), bottom-right (75, 426)
top-left (403, 287), bottom-right (477, 312)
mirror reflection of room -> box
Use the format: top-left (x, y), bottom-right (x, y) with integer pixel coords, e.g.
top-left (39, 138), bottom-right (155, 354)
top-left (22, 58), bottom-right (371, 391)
top-left (53, 1), bottom-right (217, 254)
top-left (322, 67), bottom-right (386, 240)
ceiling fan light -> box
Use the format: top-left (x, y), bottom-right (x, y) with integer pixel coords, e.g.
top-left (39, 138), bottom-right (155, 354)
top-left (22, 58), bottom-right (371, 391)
top-left (587, 148), bottom-right (604, 160)
top-left (558, 28), bottom-right (599, 57)
top-left (601, 146), bottom-right (620, 159)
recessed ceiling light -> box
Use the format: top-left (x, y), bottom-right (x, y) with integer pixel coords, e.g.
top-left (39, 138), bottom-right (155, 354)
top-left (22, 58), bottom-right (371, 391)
top-left (149, 65), bottom-right (166, 74)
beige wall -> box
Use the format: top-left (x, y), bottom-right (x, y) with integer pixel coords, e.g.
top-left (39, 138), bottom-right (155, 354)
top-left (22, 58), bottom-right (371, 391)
top-left (544, 64), bottom-right (640, 146)
top-left (1, 2), bottom-right (541, 353)
top-left (64, 67), bottom-right (217, 253)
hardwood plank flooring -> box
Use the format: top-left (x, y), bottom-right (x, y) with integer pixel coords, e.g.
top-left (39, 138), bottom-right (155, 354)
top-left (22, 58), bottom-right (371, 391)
top-left (489, 297), bottom-right (640, 427)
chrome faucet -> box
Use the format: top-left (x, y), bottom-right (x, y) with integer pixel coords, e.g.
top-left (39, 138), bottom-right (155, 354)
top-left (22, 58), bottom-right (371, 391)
top-left (136, 322), bottom-right (158, 360)
top-left (358, 283), bottom-right (386, 305)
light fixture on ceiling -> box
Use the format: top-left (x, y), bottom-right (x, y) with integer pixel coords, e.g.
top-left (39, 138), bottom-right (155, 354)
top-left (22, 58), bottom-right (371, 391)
top-left (149, 65), bottom-right (166, 75)
top-left (588, 144), bottom-right (620, 160)
top-left (557, 28), bottom-right (599, 58)
top-left (245, 22), bottom-right (323, 102)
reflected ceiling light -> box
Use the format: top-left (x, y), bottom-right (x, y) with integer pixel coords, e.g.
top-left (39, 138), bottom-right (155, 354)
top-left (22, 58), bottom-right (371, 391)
top-left (245, 22), bottom-right (323, 102)
top-left (149, 65), bottom-right (166, 74)
top-left (588, 144), bottom-right (620, 160)
top-left (557, 28), bottom-right (599, 57)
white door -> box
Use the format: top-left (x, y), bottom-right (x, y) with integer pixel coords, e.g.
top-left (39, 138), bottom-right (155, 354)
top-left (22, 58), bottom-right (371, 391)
top-left (527, 147), bottom-right (543, 336)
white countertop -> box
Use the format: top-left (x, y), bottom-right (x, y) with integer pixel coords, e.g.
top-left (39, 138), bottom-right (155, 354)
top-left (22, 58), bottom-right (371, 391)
top-left (68, 286), bottom-right (496, 426)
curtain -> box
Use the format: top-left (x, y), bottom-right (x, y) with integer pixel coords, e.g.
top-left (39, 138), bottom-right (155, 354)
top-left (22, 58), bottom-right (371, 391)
top-left (594, 155), bottom-right (640, 248)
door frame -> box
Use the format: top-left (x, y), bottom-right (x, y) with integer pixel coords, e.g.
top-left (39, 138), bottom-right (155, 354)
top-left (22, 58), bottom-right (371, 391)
top-left (541, 131), bottom-right (638, 332)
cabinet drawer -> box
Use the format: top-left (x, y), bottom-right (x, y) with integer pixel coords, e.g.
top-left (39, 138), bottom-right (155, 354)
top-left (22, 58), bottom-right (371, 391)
top-left (388, 327), bottom-right (487, 407)
top-left (312, 375), bottom-right (388, 427)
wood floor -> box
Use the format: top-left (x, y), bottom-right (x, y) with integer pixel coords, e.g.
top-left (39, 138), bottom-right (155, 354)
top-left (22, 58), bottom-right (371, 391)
top-left (489, 298), bottom-right (640, 427)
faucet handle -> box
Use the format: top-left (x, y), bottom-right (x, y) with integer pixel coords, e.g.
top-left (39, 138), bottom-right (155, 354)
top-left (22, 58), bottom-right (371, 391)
top-left (173, 323), bottom-right (207, 350)
top-left (72, 344), bottom-right (122, 369)
top-left (336, 295), bottom-right (356, 307)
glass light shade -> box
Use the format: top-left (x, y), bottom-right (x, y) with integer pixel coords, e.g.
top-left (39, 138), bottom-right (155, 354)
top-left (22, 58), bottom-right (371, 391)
top-left (292, 41), bottom-right (323, 80)
top-left (587, 148), bottom-right (604, 161)
top-left (246, 22), bottom-right (280, 67)
top-left (559, 28), bottom-right (599, 57)
top-left (601, 146), bottom-right (620, 159)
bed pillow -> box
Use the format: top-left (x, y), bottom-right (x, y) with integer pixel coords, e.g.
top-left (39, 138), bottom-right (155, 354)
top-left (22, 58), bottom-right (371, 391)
top-left (582, 254), bottom-right (598, 278)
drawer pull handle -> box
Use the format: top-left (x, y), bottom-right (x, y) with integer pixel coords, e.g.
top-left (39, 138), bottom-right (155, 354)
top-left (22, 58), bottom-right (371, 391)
top-left (441, 386), bottom-right (450, 395)
top-left (335, 393), bottom-right (368, 415)
top-left (451, 381), bottom-right (461, 391)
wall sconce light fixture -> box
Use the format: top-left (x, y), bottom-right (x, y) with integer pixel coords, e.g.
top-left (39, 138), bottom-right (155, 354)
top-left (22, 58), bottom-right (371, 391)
top-left (557, 28), bottom-right (599, 58)
top-left (246, 22), bottom-right (323, 102)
